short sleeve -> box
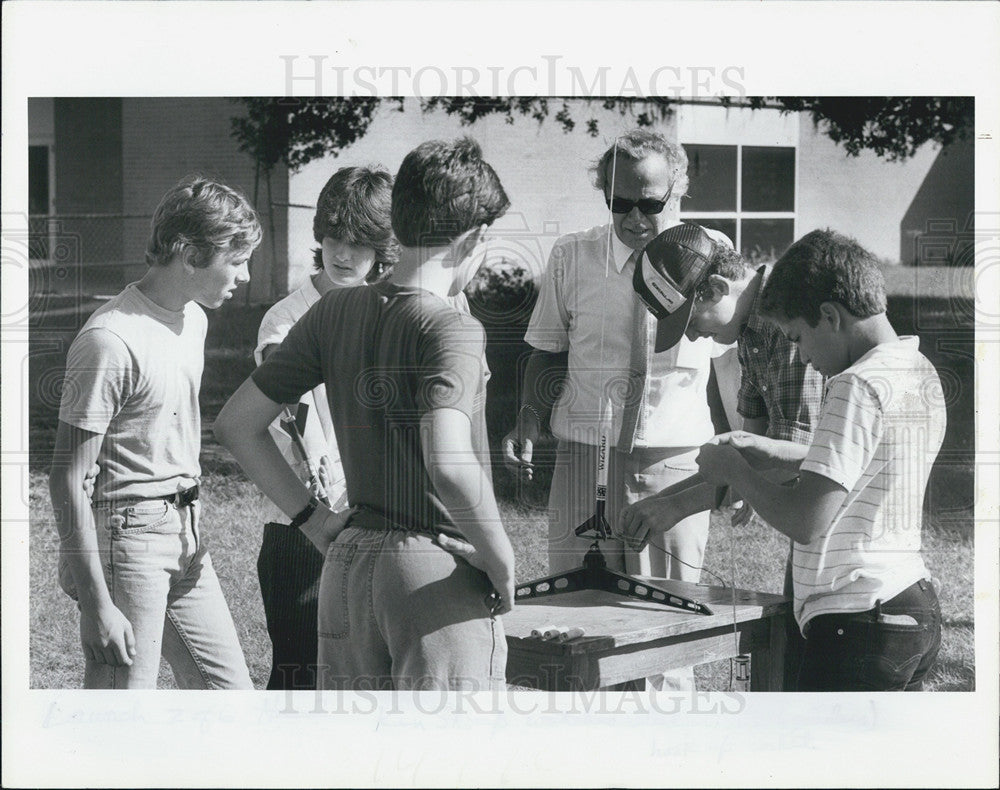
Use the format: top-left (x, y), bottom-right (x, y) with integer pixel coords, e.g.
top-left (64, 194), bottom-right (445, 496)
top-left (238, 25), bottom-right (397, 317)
top-left (252, 299), bottom-right (325, 405)
top-left (737, 372), bottom-right (768, 420)
top-left (58, 328), bottom-right (134, 435)
top-left (766, 342), bottom-right (825, 445)
top-left (801, 374), bottom-right (884, 491)
top-left (415, 312), bottom-right (487, 418)
top-left (254, 300), bottom-right (297, 365)
top-left (524, 240), bottom-right (571, 352)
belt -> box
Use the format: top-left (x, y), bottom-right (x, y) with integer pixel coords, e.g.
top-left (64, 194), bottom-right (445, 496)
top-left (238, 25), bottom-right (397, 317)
top-left (159, 485), bottom-right (199, 508)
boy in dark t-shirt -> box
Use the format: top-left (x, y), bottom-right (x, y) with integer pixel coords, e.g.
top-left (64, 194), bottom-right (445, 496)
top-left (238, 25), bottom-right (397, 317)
top-left (216, 138), bottom-right (516, 690)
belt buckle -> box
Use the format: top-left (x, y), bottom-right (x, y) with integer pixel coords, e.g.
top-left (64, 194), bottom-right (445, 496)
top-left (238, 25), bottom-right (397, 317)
top-left (172, 485), bottom-right (198, 508)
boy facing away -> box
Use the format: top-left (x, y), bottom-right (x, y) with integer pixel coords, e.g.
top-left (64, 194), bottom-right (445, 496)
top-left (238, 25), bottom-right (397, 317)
top-left (216, 137), bottom-right (516, 690)
top-left (253, 165), bottom-right (398, 691)
top-left (49, 177), bottom-right (261, 688)
top-left (695, 229), bottom-right (946, 691)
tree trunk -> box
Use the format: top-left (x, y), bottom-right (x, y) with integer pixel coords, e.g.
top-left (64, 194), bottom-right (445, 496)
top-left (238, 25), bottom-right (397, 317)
top-left (247, 158), bottom-right (261, 305)
top-left (265, 168), bottom-right (280, 302)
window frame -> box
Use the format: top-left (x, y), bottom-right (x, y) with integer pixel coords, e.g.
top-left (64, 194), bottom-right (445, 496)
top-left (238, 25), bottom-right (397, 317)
top-left (680, 142), bottom-right (798, 257)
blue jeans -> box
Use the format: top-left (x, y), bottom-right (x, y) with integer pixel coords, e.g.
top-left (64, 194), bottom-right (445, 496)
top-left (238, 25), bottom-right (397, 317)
top-left (60, 498), bottom-right (252, 689)
top-left (797, 579), bottom-right (942, 691)
top-left (317, 525), bottom-right (506, 691)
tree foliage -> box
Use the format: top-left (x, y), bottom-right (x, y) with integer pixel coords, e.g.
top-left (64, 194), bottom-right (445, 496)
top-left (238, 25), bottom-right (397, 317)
top-left (231, 96), bottom-right (974, 174)
top-left (744, 97), bottom-right (974, 161)
top-left (230, 97), bottom-right (394, 173)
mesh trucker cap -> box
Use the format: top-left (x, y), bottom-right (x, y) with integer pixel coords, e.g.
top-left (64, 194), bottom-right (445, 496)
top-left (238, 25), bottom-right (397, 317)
top-left (633, 223), bottom-right (716, 353)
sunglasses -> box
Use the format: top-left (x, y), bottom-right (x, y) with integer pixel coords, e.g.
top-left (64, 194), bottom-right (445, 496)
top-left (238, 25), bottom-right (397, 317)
top-left (604, 186), bottom-right (673, 216)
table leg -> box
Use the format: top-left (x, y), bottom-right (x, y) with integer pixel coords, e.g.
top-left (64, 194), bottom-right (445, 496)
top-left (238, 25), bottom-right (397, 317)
top-left (749, 614), bottom-right (787, 691)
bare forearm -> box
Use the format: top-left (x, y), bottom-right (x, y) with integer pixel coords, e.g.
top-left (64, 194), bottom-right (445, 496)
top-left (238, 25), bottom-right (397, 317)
top-left (754, 438), bottom-right (809, 472)
top-left (520, 349), bottom-right (567, 427)
top-left (726, 461), bottom-right (818, 543)
top-left (431, 462), bottom-right (515, 578)
top-left (49, 473), bottom-right (111, 610)
top-left (216, 423), bottom-right (313, 519)
top-left (648, 473), bottom-right (718, 517)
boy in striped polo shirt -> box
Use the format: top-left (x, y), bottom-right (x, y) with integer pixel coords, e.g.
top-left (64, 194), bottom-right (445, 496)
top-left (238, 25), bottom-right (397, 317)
top-left (695, 229), bottom-right (946, 691)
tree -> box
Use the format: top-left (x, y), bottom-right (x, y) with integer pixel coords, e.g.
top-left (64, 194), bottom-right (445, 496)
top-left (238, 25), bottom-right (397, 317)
top-left (231, 96), bottom-right (975, 178)
top-left (423, 97), bottom-right (974, 162)
top-left (230, 97), bottom-right (391, 173)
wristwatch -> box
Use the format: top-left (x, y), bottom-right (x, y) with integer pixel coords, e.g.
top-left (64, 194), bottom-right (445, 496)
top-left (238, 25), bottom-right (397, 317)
top-left (289, 495), bottom-right (320, 529)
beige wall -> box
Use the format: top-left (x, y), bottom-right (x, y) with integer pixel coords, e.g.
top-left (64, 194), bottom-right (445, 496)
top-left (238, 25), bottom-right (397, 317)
top-left (796, 115), bottom-right (940, 262)
top-left (288, 99), bottom-right (678, 291)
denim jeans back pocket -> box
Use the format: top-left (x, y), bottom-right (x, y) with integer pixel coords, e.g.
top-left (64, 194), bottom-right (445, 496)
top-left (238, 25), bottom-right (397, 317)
top-left (853, 617), bottom-right (934, 691)
top-left (805, 615), bottom-right (935, 691)
top-left (318, 542), bottom-right (357, 639)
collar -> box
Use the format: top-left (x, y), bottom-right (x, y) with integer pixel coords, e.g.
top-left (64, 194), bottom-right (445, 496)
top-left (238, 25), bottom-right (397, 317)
top-left (608, 227), bottom-right (636, 274)
top-left (127, 282), bottom-right (187, 326)
top-left (742, 265), bottom-right (771, 338)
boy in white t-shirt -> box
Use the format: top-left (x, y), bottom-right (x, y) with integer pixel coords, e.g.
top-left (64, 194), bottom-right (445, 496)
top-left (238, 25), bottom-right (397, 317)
top-left (49, 177), bottom-right (261, 688)
top-left (696, 229), bottom-right (946, 691)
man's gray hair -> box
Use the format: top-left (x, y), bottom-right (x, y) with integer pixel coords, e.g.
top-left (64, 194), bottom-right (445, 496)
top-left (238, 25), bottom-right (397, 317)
top-left (591, 128), bottom-right (689, 199)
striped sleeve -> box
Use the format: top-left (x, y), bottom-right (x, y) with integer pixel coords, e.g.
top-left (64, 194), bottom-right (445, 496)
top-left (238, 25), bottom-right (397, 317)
top-left (800, 374), bottom-right (884, 491)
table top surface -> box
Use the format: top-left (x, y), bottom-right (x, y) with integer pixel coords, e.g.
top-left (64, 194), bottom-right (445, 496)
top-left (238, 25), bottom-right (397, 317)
top-left (503, 580), bottom-right (789, 654)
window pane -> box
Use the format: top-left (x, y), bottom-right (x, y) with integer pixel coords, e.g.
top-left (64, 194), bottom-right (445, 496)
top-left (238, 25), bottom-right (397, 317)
top-left (684, 217), bottom-right (737, 247)
top-left (741, 219), bottom-right (794, 262)
top-left (682, 144), bottom-right (737, 212)
top-left (741, 146), bottom-right (795, 212)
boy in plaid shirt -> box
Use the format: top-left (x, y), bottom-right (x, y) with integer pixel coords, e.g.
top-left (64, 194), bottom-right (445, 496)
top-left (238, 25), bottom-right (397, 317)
top-left (619, 227), bottom-right (824, 687)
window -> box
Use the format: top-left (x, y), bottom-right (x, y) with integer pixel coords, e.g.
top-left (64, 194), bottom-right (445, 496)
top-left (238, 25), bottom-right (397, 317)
top-left (681, 143), bottom-right (796, 261)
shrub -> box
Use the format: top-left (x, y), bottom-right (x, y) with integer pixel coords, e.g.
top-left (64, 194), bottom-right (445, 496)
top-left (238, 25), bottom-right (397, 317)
top-left (465, 258), bottom-right (538, 329)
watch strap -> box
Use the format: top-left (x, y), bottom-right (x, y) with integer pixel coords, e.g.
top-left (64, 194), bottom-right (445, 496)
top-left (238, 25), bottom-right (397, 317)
top-left (289, 495), bottom-right (320, 529)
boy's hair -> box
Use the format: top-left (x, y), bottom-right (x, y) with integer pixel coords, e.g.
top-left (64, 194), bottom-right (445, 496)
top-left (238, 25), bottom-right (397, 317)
top-left (760, 229), bottom-right (887, 326)
top-left (312, 165), bottom-right (400, 282)
top-left (391, 137), bottom-right (509, 248)
top-left (591, 128), bottom-right (689, 199)
top-left (146, 177), bottom-right (262, 268)
top-left (695, 242), bottom-right (750, 300)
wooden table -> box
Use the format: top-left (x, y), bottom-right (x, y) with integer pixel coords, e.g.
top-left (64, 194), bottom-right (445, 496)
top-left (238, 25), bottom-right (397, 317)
top-left (503, 580), bottom-right (790, 691)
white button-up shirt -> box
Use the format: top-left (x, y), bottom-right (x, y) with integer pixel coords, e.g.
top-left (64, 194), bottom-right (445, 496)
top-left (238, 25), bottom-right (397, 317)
top-left (525, 223), bottom-right (731, 448)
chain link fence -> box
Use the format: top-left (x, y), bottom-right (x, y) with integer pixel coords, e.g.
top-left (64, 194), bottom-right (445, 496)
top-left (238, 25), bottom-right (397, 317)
top-left (29, 214), bottom-right (152, 297)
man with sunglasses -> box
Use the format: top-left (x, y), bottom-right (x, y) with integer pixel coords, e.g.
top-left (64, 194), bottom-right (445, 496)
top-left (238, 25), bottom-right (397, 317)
top-left (503, 132), bottom-right (732, 681)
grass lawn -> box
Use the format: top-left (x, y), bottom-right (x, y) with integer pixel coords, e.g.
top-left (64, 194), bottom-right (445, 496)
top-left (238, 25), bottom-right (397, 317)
top-left (25, 265), bottom-right (977, 691)
top-left (28, 465), bottom-right (974, 691)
